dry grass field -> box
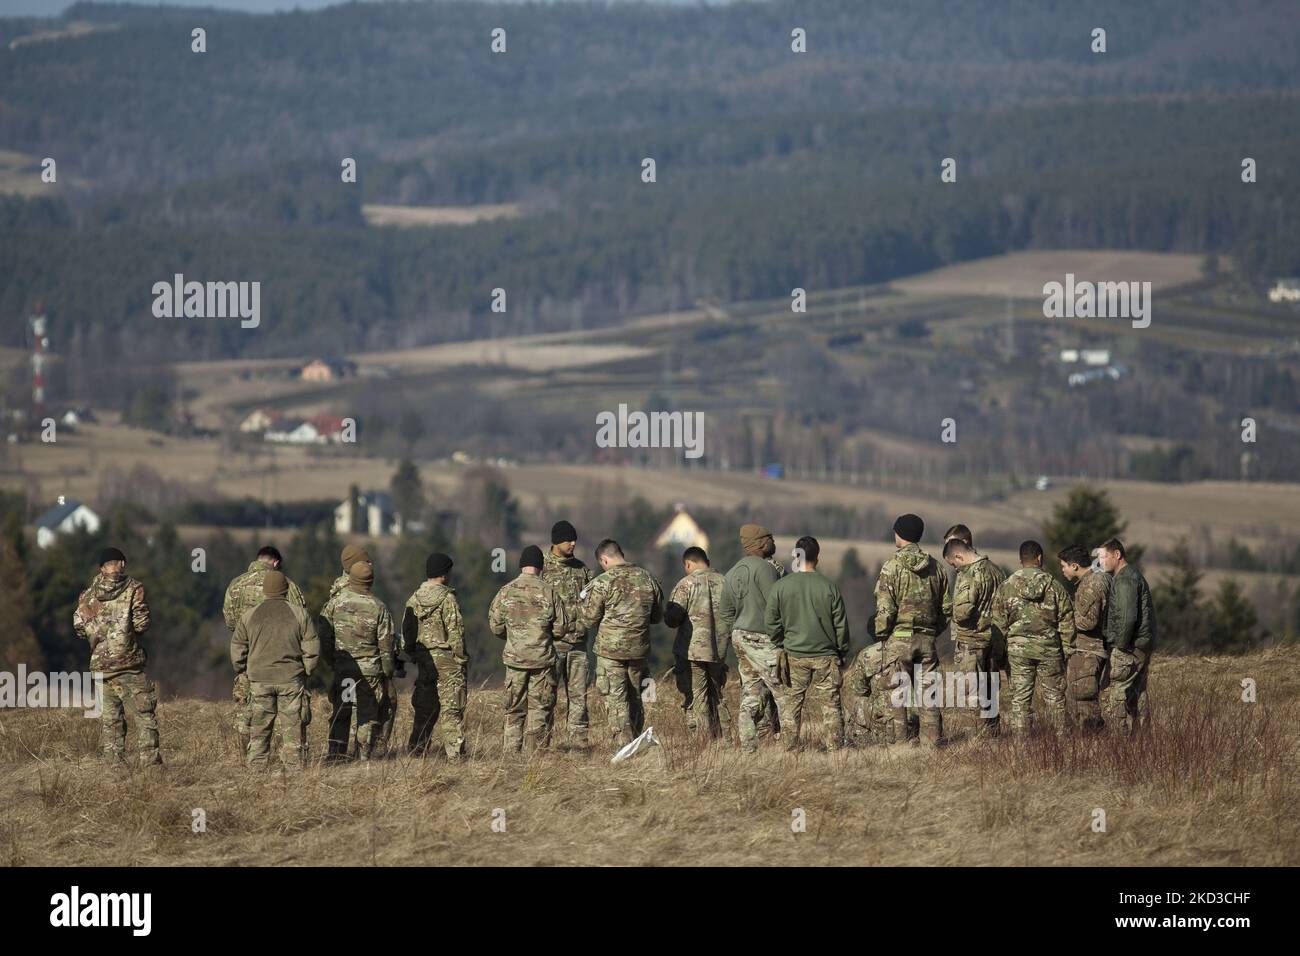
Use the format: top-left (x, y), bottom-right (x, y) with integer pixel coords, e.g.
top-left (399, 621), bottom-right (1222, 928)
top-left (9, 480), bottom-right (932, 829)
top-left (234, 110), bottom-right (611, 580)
top-left (1, 650), bottom-right (1295, 866)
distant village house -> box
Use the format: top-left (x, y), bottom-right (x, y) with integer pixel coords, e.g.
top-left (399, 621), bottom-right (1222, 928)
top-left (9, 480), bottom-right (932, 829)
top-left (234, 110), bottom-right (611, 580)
top-left (300, 357), bottom-right (358, 383)
top-left (35, 499), bottom-right (101, 549)
top-left (654, 505), bottom-right (709, 553)
top-left (1268, 278), bottom-right (1300, 304)
top-left (335, 490), bottom-right (402, 537)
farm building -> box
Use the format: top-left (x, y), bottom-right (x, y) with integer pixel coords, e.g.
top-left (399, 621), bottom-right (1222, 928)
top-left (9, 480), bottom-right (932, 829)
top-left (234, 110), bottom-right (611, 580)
top-left (34, 498), bottom-right (101, 549)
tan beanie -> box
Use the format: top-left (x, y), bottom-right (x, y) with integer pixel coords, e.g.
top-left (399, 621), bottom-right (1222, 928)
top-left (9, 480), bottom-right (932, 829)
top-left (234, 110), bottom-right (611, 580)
top-left (739, 523), bottom-right (774, 555)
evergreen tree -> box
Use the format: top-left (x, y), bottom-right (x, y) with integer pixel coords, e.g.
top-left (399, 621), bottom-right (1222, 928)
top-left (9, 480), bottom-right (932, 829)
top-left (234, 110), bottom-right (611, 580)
top-left (389, 458), bottom-right (426, 527)
top-left (1041, 485), bottom-right (1143, 569)
top-left (1206, 578), bottom-right (1258, 654)
top-left (1153, 540), bottom-right (1206, 650)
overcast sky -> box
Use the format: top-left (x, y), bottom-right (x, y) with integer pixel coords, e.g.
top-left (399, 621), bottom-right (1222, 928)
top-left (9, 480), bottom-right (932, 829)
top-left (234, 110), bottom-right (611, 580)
top-left (4, 0), bottom-right (729, 18)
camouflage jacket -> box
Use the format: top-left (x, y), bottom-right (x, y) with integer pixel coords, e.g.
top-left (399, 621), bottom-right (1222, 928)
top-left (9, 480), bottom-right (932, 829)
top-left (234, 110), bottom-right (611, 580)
top-left (222, 560), bottom-right (306, 632)
top-left (74, 573), bottom-right (151, 679)
top-left (539, 548), bottom-right (593, 646)
top-left (489, 573), bottom-right (567, 669)
top-left (402, 581), bottom-right (467, 662)
top-left (320, 572), bottom-right (352, 618)
top-left (665, 567), bottom-right (731, 663)
top-left (1105, 563), bottom-right (1156, 654)
top-left (1072, 569), bottom-right (1110, 657)
top-left (991, 568), bottom-right (1076, 658)
top-left (581, 563), bottom-right (663, 661)
top-left (947, 555), bottom-right (1007, 647)
top-left (720, 555), bottom-right (784, 635)
top-left (322, 585), bottom-right (395, 677)
top-left (873, 543), bottom-right (948, 639)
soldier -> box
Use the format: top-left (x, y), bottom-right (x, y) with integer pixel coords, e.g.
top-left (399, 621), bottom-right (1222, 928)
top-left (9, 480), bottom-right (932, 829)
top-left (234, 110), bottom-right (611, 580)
top-left (321, 561), bottom-right (396, 760)
top-left (403, 552), bottom-right (469, 759)
top-left (873, 514), bottom-right (948, 746)
top-left (489, 545), bottom-right (567, 753)
top-left (581, 539), bottom-right (663, 749)
top-left (1099, 538), bottom-right (1155, 734)
top-left (844, 639), bottom-right (896, 745)
top-left (664, 547), bottom-right (731, 740)
top-left (540, 520), bottom-right (594, 748)
top-left (230, 571), bottom-right (320, 769)
top-left (1058, 544), bottom-right (1109, 731)
top-left (765, 536), bottom-right (849, 751)
top-left (720, 523), bottom-right (785, 754)
top-left (321, 544), bottom-right (372, 756)
top-left (943, 537), bottom-right (1007, 736)
top-left (74, 547), bottom-right (161, 766)
top-left (991, 541), bottom-right (1075, 732)
top-left (222, 546), bottom-right (306, 755)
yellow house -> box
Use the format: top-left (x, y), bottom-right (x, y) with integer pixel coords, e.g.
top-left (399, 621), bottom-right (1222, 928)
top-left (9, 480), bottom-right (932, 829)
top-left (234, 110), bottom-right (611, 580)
top-left (654, 505), bottom-right (709, 553)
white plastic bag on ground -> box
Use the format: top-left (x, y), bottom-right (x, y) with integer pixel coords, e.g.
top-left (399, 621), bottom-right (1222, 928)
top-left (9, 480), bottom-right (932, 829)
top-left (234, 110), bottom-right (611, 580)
top-left (610, 725), bottom-right (660, 764)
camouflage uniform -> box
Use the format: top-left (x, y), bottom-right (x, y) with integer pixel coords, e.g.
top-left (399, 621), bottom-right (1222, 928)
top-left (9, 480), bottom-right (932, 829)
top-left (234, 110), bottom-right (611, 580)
top-left (222, 560), bottom-right (306, 740)
top-left (1103, 563), bottom-right (1156, 734)
top-left (845, 642), bottom-right (902, 744)
top-left (991, 568), bottom-right (1075, 731)
top-left (582, 563), bottom-right (663, 748)
top-left (1068, 569), bottom-right (1110, 730)
top-left (766, 570), bottom-right (850, 751)
top-left (540, 548), bottom-right (594, 745)
top-left (489, 573), bottom-right (568, 752)
top-left (873, 543), bottom-right (949, 745)
top-left (665, 567), bottom-right (732, 739)
top-left (945, 554), bottom-right (1007, 736)
top-left (720, 555), bottom-right (785, 751)
top-left (73, 573), bottom-right (160, 764)
top-left (231, 595), bottom-right (319, 769)
top-left (322, 585), bottom-right (396, 760)
top-left (403, 581), bottom-right (469, 758)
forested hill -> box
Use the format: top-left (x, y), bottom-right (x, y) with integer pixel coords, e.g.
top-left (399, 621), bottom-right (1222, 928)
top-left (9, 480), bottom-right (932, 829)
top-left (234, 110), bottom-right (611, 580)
top-left (3, 0), bottom-right (1298, 188)
top-left (1, 0), bottom-right (1298, 359)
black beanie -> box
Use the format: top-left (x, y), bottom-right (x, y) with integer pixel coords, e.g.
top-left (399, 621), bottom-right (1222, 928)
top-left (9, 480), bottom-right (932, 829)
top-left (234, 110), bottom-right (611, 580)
top-left (520, 545), bottom-right (544, 570)
top-left (98, 546), bottom-right (126, 566)
top-left (551, 520), bottom-right (577, 544)
top-left (893, 514), bottom-right (924, 543)
top-left (426, 552), bottom-right (453, 578)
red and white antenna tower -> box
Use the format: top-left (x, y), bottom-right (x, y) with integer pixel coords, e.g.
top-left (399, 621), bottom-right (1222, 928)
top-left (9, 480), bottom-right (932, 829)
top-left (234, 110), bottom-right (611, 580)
top-left (30, 302), bottom-right (48, 421)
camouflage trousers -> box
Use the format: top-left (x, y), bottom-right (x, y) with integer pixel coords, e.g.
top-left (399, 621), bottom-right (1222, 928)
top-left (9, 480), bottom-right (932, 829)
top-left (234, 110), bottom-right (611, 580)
top-left (952, 640), bottom-right (1000, 736)
top-left (329, 658), bottom-right (390, 760)
top-left (594, 655), bottom-right (648, 748)
top-left (783, 655), bottom-right (843, 751)
top-left (249, 677), bottom-right (310, 768)
top-left (409, 646), bottom-right (468, 758)
top-left (100, 671), bottom-right (160, 763)
top-left (1008, 650), bottom-right (1066, 731)
top-left (232, 671), bottom-right (253, 737)
top-left (673, 654), bottom-right (731, 739)
top-left (1103, 646), bottom-right (1151, 734)
top-left (1067, 650), bottom-right (1108, 731)
top-left (552, 642), bottom-right (590, 745)
top-left (503, 665), bottom-right (556, 753)
top-left (731, 628), bottom-right (784, 751)
top-left (885, 633), bottom-right (944, 745)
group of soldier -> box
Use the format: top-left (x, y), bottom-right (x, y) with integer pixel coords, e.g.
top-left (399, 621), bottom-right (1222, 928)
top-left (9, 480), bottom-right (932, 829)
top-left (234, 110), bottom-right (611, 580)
top-left (71, 511), bottom-right (1156, 767)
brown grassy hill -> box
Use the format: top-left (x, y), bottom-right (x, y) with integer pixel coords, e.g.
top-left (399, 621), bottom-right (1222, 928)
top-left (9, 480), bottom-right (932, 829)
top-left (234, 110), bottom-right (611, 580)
top-left (1, 649), bottom-right (1296, 867)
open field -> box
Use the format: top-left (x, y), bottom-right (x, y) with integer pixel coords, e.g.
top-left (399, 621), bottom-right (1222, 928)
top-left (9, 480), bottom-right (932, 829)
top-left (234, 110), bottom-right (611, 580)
top-left (361, 202), bottom-right (523, 228)
top-left (1, 649), bottom-right (1295, 866)
top-left (892, 250), bottom-right (1209, 299)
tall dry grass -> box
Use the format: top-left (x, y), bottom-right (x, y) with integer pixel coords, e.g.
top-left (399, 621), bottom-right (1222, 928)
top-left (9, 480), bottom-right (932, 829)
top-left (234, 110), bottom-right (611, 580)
top-left (0, 650), bottom-right (1296, 866)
